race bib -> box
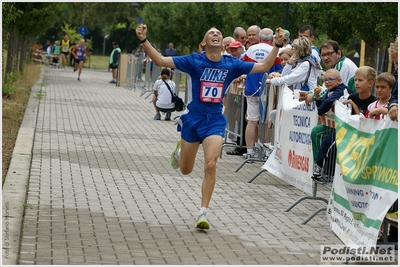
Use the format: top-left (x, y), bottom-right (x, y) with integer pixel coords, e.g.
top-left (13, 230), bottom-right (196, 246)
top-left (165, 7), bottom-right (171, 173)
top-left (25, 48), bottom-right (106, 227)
top-left (77, 51), bottom-right (82, 56)
top-left (200, 82), bottom-right (224, 103)
top-left (63, 46), bottom-right (69, 51)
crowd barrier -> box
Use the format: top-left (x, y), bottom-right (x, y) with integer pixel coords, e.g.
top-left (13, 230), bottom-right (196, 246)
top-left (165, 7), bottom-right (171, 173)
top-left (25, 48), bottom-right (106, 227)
top-left (230, 73), bottom-right (276, 172)
top-left (247, 85), bottom-right (341, 225)
top-left (122, 53), bottom-right (184, 101)
top-left (220, 81), bottom-right (246, 155)
top-left (247, 84), bottom-right (397, 250)
top-left (122, 52), bottom-right (145, 91)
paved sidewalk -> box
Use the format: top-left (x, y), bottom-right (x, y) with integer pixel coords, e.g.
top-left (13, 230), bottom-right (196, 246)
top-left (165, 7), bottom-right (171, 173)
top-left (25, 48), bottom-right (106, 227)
top-left (2, 66), bottom-right (396, 265)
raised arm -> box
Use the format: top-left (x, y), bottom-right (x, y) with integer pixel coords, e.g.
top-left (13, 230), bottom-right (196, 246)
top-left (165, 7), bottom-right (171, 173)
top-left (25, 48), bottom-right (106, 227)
top-left (136, 24), bottom-right (175, 69)
top-left (250, 27), bottom-right (285, 74)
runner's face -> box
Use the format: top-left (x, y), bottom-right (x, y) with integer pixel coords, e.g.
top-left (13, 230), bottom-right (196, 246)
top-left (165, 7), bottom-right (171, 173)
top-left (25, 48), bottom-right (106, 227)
top-left (205, 28), bottom-right (223, 48)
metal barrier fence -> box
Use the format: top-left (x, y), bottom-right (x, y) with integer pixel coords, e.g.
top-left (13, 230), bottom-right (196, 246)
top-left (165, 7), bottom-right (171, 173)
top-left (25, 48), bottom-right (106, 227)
top-left (123, 53), bottom-right (184, 101)
top-left (284, 125), bottom-right (335, 225)
top-left (123, 52), bottom-right (145, 91)
top-left (245, 83), bottom-right (336, 225)
top-left (221, 81), bottom-right (245, 154)
top-left (233, 74), bottom-right (277, 172)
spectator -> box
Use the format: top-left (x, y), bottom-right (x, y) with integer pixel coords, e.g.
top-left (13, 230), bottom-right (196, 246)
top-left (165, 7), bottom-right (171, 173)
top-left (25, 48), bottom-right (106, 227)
top-left (163, 42), bottom-right (179, 78)
top-left (135, 23), bottom-right (285, 229)
top-left (365, 72), bottom-right (396, 119)
top-left (269, 48), bottom-right (294, 78)
top-left (226, 26), bottom-right (262, 157)
top-left (226, 41), bottom-right (244, 59)
top-left (109, 41), bottom-right (121, 84)
top-left (72, 39), bottom-right (87, 81)
top-left (298, 25), bottom-right (321, 64)
top-left (266, 36), bottom-right (323, 92)
top-left (388, 37), bottom-right (398, 122)
top-left (52, 40), bottom-right (61, 67)
top-left (42, 40), bottom-right (51, 56)
top-left (301, 40), bottom-right (358, 106)
top-left (222, 36), bottom-right (235, 55)
top-left (345, 66), bottom-right (378, 116)
top-left (282, 29), bottom-right (292, 49)
top-left (233, 26), bottom-right (248, 49)
top-left (321, 40), bottom-right (357, 91)
top-left (311, 69), bottom-right (351, 182)
top-left (152, 68), bottom-right (176, 121)
top-left (44, 41), bottom-right (52, 67)
top-left (60, 34), bottom-right (70, 70)
top-left (242, 26), bottom-right (282, 160)
top-left (163, 42), bottom-right (179, 57)
top-left (267, 47), bottom-right (295, 129)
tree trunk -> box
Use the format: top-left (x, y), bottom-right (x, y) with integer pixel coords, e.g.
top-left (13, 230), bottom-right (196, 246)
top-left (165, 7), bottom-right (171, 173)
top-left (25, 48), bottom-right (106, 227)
top-left (5, 25), bottom-right (16, 75)
top-left (12, 25), bottom-right (20, 73)
top-left (19, 34), bottom-right (26, 73)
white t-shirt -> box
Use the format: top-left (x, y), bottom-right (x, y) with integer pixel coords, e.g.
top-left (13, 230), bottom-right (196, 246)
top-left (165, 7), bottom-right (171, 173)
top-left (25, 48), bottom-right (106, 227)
top-left (153, 79), bottom-right (176, 109)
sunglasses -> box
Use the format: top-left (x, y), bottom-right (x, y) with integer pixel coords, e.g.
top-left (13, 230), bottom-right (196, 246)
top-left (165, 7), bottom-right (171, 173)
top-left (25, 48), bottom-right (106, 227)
top-left (323, 78), bottom-right (339, 83)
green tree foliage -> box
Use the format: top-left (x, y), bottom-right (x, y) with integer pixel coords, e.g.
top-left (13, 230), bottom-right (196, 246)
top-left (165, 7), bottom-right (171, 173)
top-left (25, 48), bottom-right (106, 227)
top-left (294, 2), bottom-right (397, 50)
top-left (2, 2), bottom-right (67, 94)
top-left (61, 22), bottom-right (93, 51)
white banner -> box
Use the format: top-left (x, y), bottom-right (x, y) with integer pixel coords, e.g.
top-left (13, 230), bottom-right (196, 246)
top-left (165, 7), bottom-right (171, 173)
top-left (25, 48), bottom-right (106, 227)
top-left (262, 85), bottom-right (319, 194)
top-left (326, 101), bottom-right (398, 247)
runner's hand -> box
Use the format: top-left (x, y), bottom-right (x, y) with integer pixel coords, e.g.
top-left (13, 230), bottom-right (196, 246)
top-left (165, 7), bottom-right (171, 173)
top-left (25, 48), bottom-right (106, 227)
top-left (136, 24), bottom-right (147, 41)
top-left (274, 27), bottom-right (284, 45)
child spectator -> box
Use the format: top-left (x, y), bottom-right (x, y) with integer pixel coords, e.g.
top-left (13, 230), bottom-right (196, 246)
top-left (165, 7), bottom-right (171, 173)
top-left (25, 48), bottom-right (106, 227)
top-left (345, 66), bottom-right (378, 116)
top-left (312, 69), bottom-right (351, 182)
top-left (365, 72), bottom-right (396, 120)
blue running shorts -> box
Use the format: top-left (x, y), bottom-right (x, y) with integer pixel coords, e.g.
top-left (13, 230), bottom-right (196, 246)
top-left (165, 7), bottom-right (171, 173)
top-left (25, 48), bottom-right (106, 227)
top-left (180, 112), bottom-right (226, 143)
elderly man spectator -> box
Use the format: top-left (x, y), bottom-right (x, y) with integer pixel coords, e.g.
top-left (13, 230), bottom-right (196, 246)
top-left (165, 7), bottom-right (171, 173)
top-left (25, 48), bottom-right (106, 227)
top-left (222, 36), bottom-right (235, 55)
top-left (241, 26), bottom-right (282, 160)
top-left (226, 41), bottom-right (245, 59)
top-left (233, 26), bottom-right (248, 47)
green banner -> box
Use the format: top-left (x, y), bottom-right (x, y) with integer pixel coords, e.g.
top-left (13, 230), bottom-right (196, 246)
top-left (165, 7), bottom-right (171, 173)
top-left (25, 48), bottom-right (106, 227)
top-left (335, 116), bottom-right (398, 192)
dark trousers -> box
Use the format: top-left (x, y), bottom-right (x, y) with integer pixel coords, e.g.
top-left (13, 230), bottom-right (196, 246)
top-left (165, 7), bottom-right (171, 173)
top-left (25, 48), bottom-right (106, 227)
top-left (316, 129), bottom-right (336, 175)
top-left (236, 97), bottom-right (247, 148)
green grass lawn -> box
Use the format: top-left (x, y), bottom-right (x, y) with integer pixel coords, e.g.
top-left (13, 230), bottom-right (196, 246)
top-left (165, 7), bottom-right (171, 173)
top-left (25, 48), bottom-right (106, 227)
top-left (86, 55), bottom-right (109, 70)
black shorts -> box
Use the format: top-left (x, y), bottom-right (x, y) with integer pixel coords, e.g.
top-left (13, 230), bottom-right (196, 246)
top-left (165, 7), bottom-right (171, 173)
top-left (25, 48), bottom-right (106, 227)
top-left (109, 63), bottom-right (118, 69)
top-left (74, 59), bottom-right (84, 63)
top-left (61, 51), bottom-right (69, 56)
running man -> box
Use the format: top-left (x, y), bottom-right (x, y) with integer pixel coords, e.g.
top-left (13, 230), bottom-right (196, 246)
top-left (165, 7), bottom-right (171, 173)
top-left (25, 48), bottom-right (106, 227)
top-left (72, 39), bottom-right (86, 81)
top-left (135, 23), bottom-right (285, 230)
